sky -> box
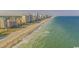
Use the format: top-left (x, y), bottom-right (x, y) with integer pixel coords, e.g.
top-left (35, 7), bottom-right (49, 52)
top-left (0, 10), bottom-right (79, 16)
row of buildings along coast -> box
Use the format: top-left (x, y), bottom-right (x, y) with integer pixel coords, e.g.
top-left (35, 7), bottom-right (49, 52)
top-left (0, 13), bottom-right (50, 28)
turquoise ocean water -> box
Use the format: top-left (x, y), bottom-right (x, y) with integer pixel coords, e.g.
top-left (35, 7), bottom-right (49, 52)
top-left (23, 16), bottom-right (79, 48)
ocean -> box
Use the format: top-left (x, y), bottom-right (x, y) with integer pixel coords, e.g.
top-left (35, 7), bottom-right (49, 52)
top-left (22, 16), bottom-right (79, 48)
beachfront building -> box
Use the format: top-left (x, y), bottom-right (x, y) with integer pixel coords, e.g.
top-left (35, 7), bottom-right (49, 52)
top-left (32, 16), bottom-right (36, 23)
top-left (27, 15), bottom-right (33, 23)
top-left (6, 16), bottom-right (19, 28)
top-left (0, 19), bottom-right (5, 28)
top-left (43, 15), bottom-right (49, 19)
top-left (0, 16), bottom-right (7, 28)
top-left (21, 16), bottom-right (27, 24)
top-left (35, 12), bottom-right (39, 22)
top-left (39, 15), bottom-right (44, 20)
top-left (6, 16), bottom-right (28, 28)
top-left (0, 13), bottom-right (50, 29)
top-left (0, 16), bottom-right (29, 28)
top-left (15, 16), bottom-right (22, 27)
top-left (35, 12), bottom-right (44, 22)
top-left (0, 16), bottom-right (19, 28)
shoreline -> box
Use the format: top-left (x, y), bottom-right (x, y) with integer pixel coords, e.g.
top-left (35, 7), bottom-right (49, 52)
top-left (0, 17), bottom-right (52, 48)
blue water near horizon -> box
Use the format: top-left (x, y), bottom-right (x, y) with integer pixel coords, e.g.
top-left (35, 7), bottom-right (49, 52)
top-left (25, 16), bottom-right (79, 48)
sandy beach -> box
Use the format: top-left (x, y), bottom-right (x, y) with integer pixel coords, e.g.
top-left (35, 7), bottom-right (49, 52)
top-left (0, 17), bottom-right (51, 48)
